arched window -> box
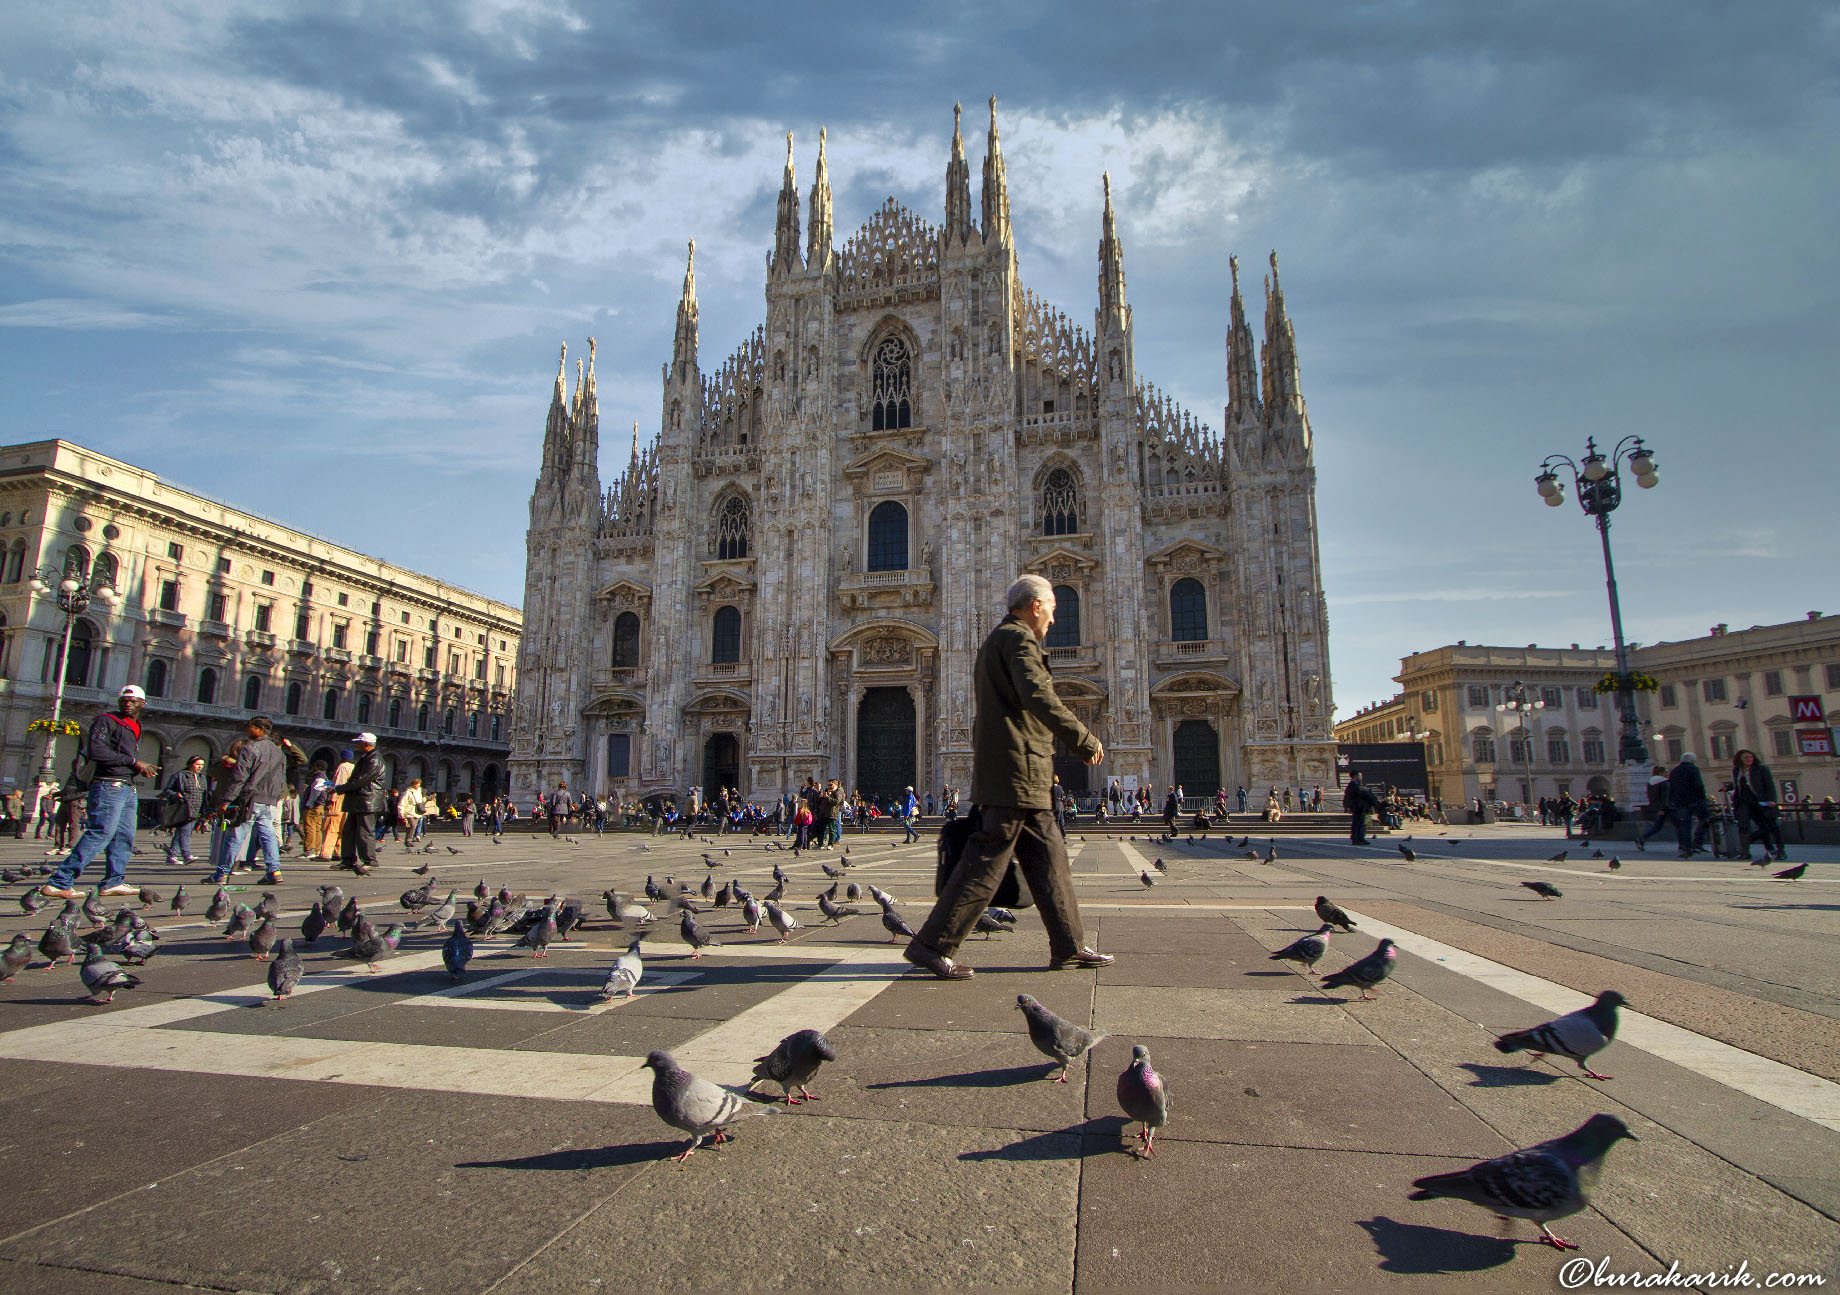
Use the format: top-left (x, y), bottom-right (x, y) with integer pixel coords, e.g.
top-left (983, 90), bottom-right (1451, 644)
top-left (711, 605), bottom-right (741, 664)
top-left (63, 619), bottom-right (94, 687)
top-left (64, 544), bottom-right (90, 578)
top-left (198, 667), bottom-right (219, 705)
top-left (467, 710), bottom-right (479, 737)
top-left (1041, 467), bottom-right (1079, 535)
top-left (612, 611), bottom-right (641, 668)
top-left (416, 702), bottom-right (429, 732)
top-left (243, 675), bottom-right (262, 709)
top-left (0, 609), bottom-right (10, 677)
top-left (4, 539), bottom-right (24, 584)
top-left (284, 681), bottom-right (302, 715)
top-left (866, 501), bottom-right (908, 572)
top-left (388, 697), bottom-right (402, 728)
top-left (1045, 585), bottom-right (1081, 648)
top-left (144, 658), bottom-right (168, 698)
top-left (443, 707), bottom-right (455, 735)
top-left (714, 495), bottom-right (749, 561)
top-left (357, 693), bottom-right (373, 724)
top-left (323, 688), bottom-right (341, 720)
top-left (1170, 578), bottom-right (1208, 642)
top-left (94, 551), bottom-right (119, 592)
top-left (871, 335), bottom-right (913, 430)
top-left (491, 714), bottom-right (502, 741)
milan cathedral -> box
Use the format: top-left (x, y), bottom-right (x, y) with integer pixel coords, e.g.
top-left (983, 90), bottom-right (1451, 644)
top-left (511, 101), bottom-right (1334, 807)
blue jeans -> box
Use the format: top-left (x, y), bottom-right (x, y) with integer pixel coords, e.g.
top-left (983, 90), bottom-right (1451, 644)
top-left (166, 818), bottom-right (197, 863)
top-left (49, 781), bottom-right (138, 890)
top-left (903, 815), bottom-right (920, 843)
top-left (217, 802), bottom-right (280, 880)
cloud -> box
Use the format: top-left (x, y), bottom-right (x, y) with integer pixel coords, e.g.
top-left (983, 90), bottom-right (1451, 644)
top-left (0, 298), bottom-right (178, 328)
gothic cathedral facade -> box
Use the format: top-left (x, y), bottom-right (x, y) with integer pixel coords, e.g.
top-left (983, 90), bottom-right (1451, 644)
top-left (511, 103), bottom-right (1334, 808)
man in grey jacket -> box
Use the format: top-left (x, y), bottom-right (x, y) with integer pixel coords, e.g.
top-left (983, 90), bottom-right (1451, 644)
top-left (209, 715), bottom-right (286, 885)
top-left (333, 732), bottom-right (387, 875)
top-left (906, 575), bottom-right (1111, 980)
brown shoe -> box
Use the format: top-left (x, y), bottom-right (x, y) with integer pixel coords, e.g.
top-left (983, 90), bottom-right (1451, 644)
top-left (902, 944), bottom-right (974, 980)
top-left (1048, 947), bottom-right (1115, 970)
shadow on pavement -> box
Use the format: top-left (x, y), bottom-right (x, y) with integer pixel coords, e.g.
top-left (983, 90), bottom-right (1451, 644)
top-left (1458, 1062), bottom-right (1561, 1088)
top-left (957, 1121), bottom-right (1109, 1163)
top-left (866, 1064), bottom-right (1048, 1091)
top-left (455, 1140), bottom-right (684, 1171)
top-left (1733, 904), bottom-right (1840, 912)
top-left (1359, 1216), bottom-right (1517, 1273)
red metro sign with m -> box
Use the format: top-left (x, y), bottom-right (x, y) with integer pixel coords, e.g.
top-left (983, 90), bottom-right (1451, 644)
top-left (1788, 696), bottom-right (1826, 723)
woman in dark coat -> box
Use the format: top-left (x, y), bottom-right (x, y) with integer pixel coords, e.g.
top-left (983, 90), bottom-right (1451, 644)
top-left (1730, 748), bottom-right (1786, 862)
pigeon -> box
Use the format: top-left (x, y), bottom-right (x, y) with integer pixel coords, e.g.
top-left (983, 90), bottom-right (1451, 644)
top-left (818, 894), bottom-right (860, 923)
top-left (1578, 839), bottom-right (1591, 849)
top-left (429, 891), bottom-right (458, 928)
top-left (1016, 994), bottom-right (1107, 1082)
top-left (441, 921), bottom-right (473, 980)
top-left (1522, 881), bottom-right (1564, 900)
top-left (337, 897), bottom-right (362, 934)
top-left (37, 921), bottom-right (74, 967)
top-left (1495, 991), bottom-right (1626, 1081)
top-left (107, 927), bottom-right (159, 966)
top-left (1263, 844), bottom-right (1277, 864)
top-left (869, 886), bottom-right (897, 910)
top-left (1117, 1044), bottom-right (1169, 1158)
top-left (400, 883), bottom-right (435, 911)
top-left (987, 906), bottom-right (1018, 925)
top-left (642, 1050), bottom-right (761, 1162)
top-left (519, 909), bottom-right (559, 958)
top-left (1268, 925), bottom-right (1334, 974)
top-left (4, 932), bottom-right (33, 981)
top-left (681, 910), bottom-right (718, 957)
top-left (1774, 863), bottom-right (1808, 881)
top-left (845, 882), bottom-right (862, 902)
top-left (771, 864), bottom-right (788, 885)
top-left (1408, 1114), bottom-right (1637, 1250)
top-left (267, 938), bottom-right (302, 1000)
top-left (18, 888), bottom-right (42, 916)
top-left (714, 881), bottom-right (735, 909)
top-left (447, 846), bottom-right (462, 856)
top-left (79, 941), bottom-right (140, 1003)
top-left (1319, 938), bottom-right (1398, 1001)
top-left (701, 852), bottom-right (717, 868)
top-left (1152, 857), bottom-right (1167, 873)
top-left (763, 878), bottom-right (786, 903)
top-left (1236, 836), bottom-right (1250, 848)
top-left (973, 910), bottom-right (1015, 938)
top-left (765, 901), bottom-right (798, 943)
top-left (1139, 870), bottom-right (1158, 888)
top-left (474, 879), bottom-right (490, 900)
top-left (222, 904), bottom-right (253, 939)
top-left (248, 917), bottom-right (277, 961)
top-left (319, 885), bottom-right (345, 917)
top-left (81, 889), bottom-right (106, 927)
top-left (1398, 842), bottom-right (1416, 862)
top-left (169, 886), bottom-right (188, 916)
top-left (644, 876), bottom-right (665, 902)
top-left (300, 902), bottom-right (328, 945)
top-left (700, 875), bottom-right (715, 900)
top-left (555, 901), bottom-right (583, 941)
top-left (254, 892), bottom-right (280, 921)
top-left (1546, 850), bottom-right (1568, 863)
top-left (1592, 849), bottom-right (1605, 859)
top-left (821, 863), bottom-right (845, 879)
top-left (602, 936), bottom-right (644, 999)
top-left (334, 924), bottom-right (401, 973)
top-left (1313, 896), bottom-right (1357, 932)
top-left (137, 885), bottom-right (161, 909)
top-left (1606, 856), bottom-right (1621, 872)
top-left (748, 1028), bottom-right (837, 1105)
top-left (1750, 854), bottom-right (1770, 868)
top-left (881, 908), bottom-right (916, 943)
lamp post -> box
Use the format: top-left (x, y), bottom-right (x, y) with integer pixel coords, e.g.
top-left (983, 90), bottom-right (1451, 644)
top-left (1496, 681), bottom-right (1545, 808)
top-left (25, 563), bottom-right (122, 832)
top-left (1534, 436), bottom-right (1658, 768)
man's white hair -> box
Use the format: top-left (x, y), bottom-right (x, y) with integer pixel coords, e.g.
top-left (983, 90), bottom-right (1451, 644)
top-left (1006, 574), bottom-right (1053, 611)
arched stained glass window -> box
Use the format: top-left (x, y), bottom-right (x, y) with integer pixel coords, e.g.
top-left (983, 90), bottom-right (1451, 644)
top-left (1170, 578), bottom-right (1208, 642)
top-left (712, 605), bottom-right (741, 664)
top-left (1041, 468), bottom-right (1078, 535)
top-left (866, 501), bottom-right (908, 572)
top-left (1045, 585), bottom-right (1080, 648)
top-left (715, 496), bottom-right (749, 560)
top-left (871, 335), bottom-right (913, 430)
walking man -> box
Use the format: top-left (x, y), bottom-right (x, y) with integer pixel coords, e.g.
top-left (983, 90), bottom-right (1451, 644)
top-left (906, 575), bottom-right (1112, 980)
top-left (333, 732), bottom-right (387, 875)
top-left (1668, 753), bottom-right (1710, 858)
top-left (208, 715), bottom-right (287, 886)
top-left (1343, 773), bottom-right (1377, 846)
top-left (38, 684), bottom-right (157, 900)
top-left (901, 785), bottom-right (921, 844)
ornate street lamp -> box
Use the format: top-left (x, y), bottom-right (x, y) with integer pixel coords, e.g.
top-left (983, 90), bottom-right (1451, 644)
top-left (1534, 435), bottom-right (1658, 767)
top-left (25, 563), bottom-right (123, 832)
top-left (1496, 681), bottom-right (1545, 807)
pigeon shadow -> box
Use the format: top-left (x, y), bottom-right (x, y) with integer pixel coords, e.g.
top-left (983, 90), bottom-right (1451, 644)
top-left (957, 1122), bottom-right (1100, 1163)
top-left (1734, 904), bottom-right (1840, 912)
top-left (1458, 1062), bottom-right (1560, 1088)
top-left (454, 1140), bottom-right (684, 1172)
top-left (866, 1063), bottom-right (1048, 1091)
top-left (1243, 969), bottom-right (1294, 978)
top-left (1359, 1216), bottom-right (1516, 1273)
top-left (1289, 993), bottom-right (1348, 1005)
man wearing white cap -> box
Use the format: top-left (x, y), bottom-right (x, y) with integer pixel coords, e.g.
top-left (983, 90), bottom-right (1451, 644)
top-left (331, 732), bottom-right (387, 874)
top-left (38, 685), bottom-right (157, 900)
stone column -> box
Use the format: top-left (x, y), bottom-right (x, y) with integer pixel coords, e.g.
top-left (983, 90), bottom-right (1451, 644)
top-left (908, 681), bottom-right (928, 795)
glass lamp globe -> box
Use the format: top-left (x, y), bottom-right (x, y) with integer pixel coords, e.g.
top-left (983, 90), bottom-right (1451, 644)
top-left (59, 577), bottom-right (79, 594)
top-left (1544, 491), bottom-right (1565, 507)
top-left (1629, 450), bottom-right (1654, 476)
top-left (1636, 472), bottom-right (1658, 489)
top-left (1535, 470), bottom-right (1560, 498)
top-left (1581, 453), bottom-right (1609, 481)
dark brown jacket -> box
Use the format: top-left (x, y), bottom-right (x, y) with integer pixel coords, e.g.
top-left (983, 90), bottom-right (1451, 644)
top-left (969, 614), bottom-right (1100, 809)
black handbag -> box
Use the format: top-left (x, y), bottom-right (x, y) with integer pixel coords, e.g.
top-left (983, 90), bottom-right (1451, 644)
top-left (933, 807), bottom-right (1034, 910)
top-left (156, 796), bottom-right (192, 830)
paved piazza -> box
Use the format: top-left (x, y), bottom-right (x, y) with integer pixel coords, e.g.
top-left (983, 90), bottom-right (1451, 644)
top-left (0, 821), bottom-right (1835, 1293)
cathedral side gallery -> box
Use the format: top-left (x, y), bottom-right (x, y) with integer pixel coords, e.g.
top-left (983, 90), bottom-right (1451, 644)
top-left (511, 103), bottom-right (1333, 808)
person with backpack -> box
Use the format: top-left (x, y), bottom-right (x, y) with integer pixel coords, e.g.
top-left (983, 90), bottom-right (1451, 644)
top-left (1667, 753), bottom-right (1710, 857)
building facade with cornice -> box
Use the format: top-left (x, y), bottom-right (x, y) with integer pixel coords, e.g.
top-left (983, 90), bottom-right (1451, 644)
top-left (0, 440), bottom-right (520, 804)
top-left (512, 103), bottom-right (1335, 807)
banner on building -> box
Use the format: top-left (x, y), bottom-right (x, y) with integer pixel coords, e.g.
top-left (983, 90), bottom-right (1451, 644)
top-left (1789, 696), bottom-right (1826, 723)
top-left (1336, 743), bottom-right (1430, 797)
top-left (1796, 728), bottom-right (1833, 757)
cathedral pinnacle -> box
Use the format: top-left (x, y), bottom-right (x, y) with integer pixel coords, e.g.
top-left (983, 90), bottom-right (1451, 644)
top-left (981, 95), bottom-right (1012, 248)
top-left (945, 101), bottom-right (973, 243)
top-left (672, 240), bottom-right (700, 380)
top-left (551, 342), bottom-right (567, 409)
top-left (808, 126), bottom-right (833, 267)
top-left (1261, 249), bottom-right (1303, 421)
top-left (773, 132), bottom-right (802, 274)
top-left (1226, 254), bottom-right (1262, 425)
top-left (1098, 172), bottom-right (1128, 332)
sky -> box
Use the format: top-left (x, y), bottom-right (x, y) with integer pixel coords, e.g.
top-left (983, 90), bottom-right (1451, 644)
top-left (1, 0), bottom-right (1835, 719)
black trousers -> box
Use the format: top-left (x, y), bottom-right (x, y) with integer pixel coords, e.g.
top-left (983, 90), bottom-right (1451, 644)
top-left (340, 811), bottom-right (378, 869)
top-left (1736, 802), bottom-right (1784, 854)
top-left (914, 807), bottom-right (1085, 962)
top-left (1350, 810), bottom-right (1369, 844)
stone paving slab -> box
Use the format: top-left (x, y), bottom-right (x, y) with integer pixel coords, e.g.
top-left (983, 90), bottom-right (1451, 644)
top-left (818, 1025), bottom-right (1091, 1132)
top-left (0, 1258), bottom-right (192, 1294)
top-left (1093, 986), bottom-right (1374, 1045)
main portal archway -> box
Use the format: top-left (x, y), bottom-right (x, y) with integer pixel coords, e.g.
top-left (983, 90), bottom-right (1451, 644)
top-left (855, 687), bottom-right (915, 804)
top-left (702, 733), bottom-right (740, 800)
